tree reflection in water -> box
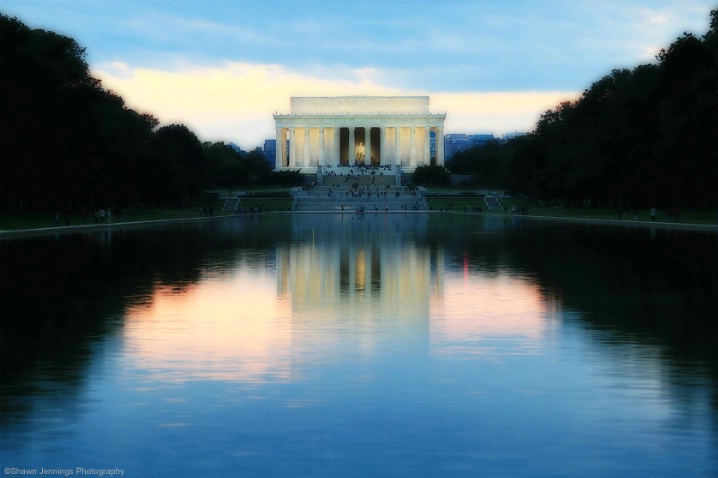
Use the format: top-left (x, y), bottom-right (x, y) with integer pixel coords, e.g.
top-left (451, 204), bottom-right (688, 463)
top-left (1, 214), bottom-right (716, 477)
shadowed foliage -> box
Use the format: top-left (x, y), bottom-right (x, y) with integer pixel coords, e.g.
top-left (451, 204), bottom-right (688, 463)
top-left (446, 9), bottom-right (717, 209)
top-left (0, 15), bottom-right (277, 212)
top-left (2, 11), bottom-right (716, 212)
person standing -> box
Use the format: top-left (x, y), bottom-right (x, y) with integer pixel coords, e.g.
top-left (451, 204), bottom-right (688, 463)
top-left (650, 207), bottom-right (657, 222)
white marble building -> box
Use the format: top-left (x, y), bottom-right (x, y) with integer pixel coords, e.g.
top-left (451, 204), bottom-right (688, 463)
top-left (274, 96), bottom-right (446, 173)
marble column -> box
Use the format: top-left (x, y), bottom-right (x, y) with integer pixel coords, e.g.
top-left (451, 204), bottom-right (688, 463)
top-left (289, 128), bottom-right (297, 167)
top-left (409, 127), bottom-right (416, 167)
top-left (349, 127), bottom-right (356, 164)
top-left (275, 128), bottom-right (283, 169)
top-left (319, 127), bottom-right (325, 169)
top-left (394, 127), bottom-right (401, 167)
top-left (365, 126), bottom-right (371, 165)
top-left (303, 128), bottom-right (310, 166)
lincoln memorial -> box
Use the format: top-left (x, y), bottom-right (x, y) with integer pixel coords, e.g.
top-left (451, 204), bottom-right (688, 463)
top-left (273, 96), bottom-right (446, 173)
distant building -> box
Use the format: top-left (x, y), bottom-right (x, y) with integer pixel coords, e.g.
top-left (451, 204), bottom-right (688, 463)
top-left (228, 142), bottom-right (246, 156)
top-left (443, 134), bottom-right (495, 159)
top-left (502, 132), bottom-right (528, 141)
top-left (263, 139), bottom-right (276, 167)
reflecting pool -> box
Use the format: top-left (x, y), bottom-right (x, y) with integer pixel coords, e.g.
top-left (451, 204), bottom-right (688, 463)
top-left (1, 214), bottom-right (717, 477)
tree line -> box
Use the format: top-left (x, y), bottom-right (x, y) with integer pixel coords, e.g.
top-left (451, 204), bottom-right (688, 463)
top-left (0, 15), bottom-right (300, 212)
top-left (3, 11), bottom-right (716, 212)
top-left (441, 9), bottom-right (717, 209)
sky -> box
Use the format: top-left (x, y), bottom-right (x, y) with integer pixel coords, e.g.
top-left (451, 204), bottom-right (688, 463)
top-left (1, 0), bottom-right (715, 150)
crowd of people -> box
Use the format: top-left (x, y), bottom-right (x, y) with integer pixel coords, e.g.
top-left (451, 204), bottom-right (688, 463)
top-left (322, 164), bottom-right (396, 176)
top-left (319, 183), bottom-right (420, 201)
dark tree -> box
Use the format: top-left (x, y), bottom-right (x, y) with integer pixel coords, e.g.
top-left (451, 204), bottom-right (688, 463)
top-left (505, 10), bottom-right (718, 209)
top-left (0, 15), bottom-right (215, 211)
top-left (148, 124), bottom-right (206, 202)
top-left (243, 148), bottom-right (273, 177)
top-left (412, 165), bottom-right (451, 186)
top-left (205, 142), bottom-right (250, 188)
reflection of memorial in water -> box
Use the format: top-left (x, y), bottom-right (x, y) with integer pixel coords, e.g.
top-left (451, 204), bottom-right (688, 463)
top-left (3, 214), bottom-right (717, 477)
top-left (117, 215), bottom-right (448, 384)
top-left (276, 214), bottom-right (444, 340)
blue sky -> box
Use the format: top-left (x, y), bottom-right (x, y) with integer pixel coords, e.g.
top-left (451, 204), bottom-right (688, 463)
top-left (1, 0), bottom-right (715, 149)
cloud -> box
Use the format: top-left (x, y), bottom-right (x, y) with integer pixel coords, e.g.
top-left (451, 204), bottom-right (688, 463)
top-left (433, 91), bottom-right (580, 135)
top-left (575, 1), bottom-right (715, 64)
top-left (95, 61), bottom-right (390, 147)
top-left (94, 61), bottom-right (579, 148)
top-left (119, 11), bottom-right (280, 48)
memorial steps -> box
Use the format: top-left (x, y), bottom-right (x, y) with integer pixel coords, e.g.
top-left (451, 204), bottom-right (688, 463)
top-left (483, 196), bottom-right (503, 211)
top-left (291, 184), bottom-right (427, 212)
top-left (320, 173), bottom-right (395, 188)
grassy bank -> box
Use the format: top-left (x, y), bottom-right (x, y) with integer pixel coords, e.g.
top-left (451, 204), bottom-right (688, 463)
top-left (0, 196), bottom-right (294, 232)
top-left (425, 194), bottom-right (718, 226)
top-left (1, 191), bottom-right (715, 231)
